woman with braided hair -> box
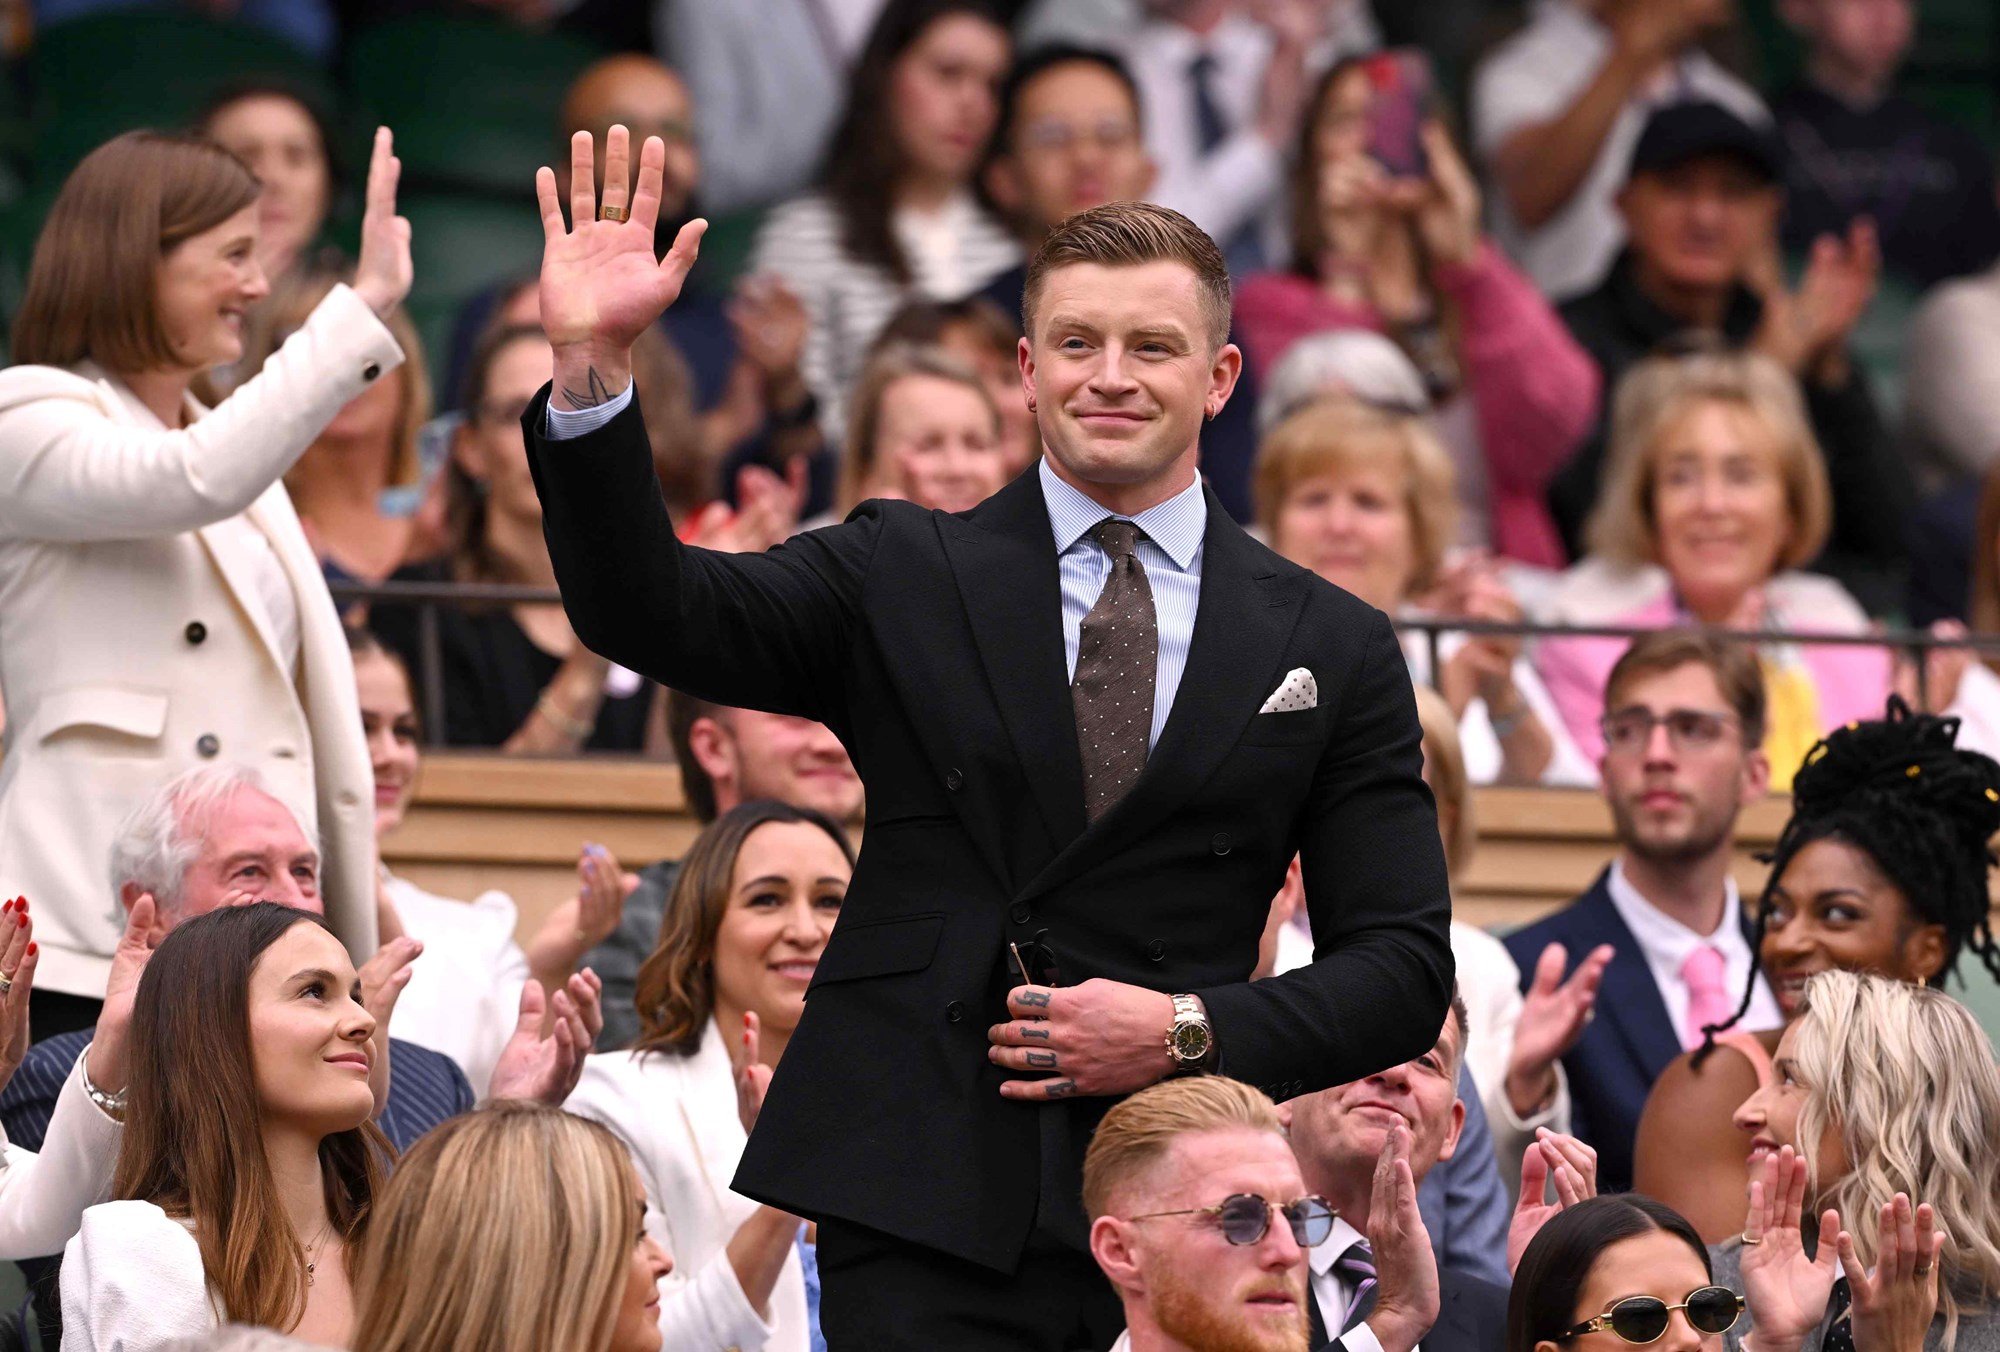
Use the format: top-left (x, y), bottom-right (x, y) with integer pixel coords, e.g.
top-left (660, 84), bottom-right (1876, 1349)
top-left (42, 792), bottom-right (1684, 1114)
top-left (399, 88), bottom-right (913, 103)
top-left (1630, 697), bottom-right (2000, 1243)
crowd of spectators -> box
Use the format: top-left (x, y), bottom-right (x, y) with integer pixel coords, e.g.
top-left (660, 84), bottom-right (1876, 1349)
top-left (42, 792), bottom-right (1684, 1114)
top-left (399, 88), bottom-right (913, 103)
top-left (0, 0), bottom-right (1997, 1348)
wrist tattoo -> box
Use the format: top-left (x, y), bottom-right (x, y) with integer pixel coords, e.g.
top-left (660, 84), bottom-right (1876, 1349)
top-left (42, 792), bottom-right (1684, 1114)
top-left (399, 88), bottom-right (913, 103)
top-left (1026, 1050), bottom-right (1057, 1069)
top-left (560, 366), bottom-right (615, 410)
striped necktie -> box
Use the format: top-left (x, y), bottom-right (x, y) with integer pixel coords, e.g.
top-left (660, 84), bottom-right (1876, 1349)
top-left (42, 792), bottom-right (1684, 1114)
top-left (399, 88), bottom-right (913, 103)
top-left (1334, 1238), bottom-right (1378, 1335)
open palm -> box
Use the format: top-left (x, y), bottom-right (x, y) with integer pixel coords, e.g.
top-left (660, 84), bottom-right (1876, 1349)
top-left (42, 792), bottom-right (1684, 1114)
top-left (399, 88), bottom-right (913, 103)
top-left (537, 127), bottom-right (706, 357)
top-left (1739, 1147), bottom-right (1839, 1346)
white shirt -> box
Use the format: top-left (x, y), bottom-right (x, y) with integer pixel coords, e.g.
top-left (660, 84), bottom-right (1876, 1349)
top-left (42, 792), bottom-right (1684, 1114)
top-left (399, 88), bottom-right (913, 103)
top-left (1042, 460), bottom-right (1206, 752)
top-left (1399, 627), bottom-right (1594, 787)
top-left (63, 1200), bottom-right (215, 1349)
top-left (381, 872), bottom-right (531, 1097)
top-left (1308, 1216), bottom-right (1396, 1352)
top-left (1604, 858), bottom-right (1783, 1049)
top-left (1471, 0), bottom-right (1768, 300)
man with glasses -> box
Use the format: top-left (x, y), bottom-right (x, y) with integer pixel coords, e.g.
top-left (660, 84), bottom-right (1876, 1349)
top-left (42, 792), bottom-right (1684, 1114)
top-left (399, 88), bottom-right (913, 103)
top-left (1504, 632), bottom-right (1782, 1193)
top-left (1285, 989), bottom-right (1509, 1351)
top-left (1086, 1075), bottom-right (1344, 1352)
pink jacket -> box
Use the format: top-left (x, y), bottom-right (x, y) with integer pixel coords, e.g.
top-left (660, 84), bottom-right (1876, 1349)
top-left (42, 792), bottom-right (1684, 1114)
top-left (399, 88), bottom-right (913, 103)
top-left (1234, 243), bottom-right (1599, 568)
top-left (1533, 562), bottom-right (1895, 763)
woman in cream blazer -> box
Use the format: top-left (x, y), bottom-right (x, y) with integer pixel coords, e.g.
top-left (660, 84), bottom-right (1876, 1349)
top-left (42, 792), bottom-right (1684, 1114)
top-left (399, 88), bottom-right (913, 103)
top-left (0, 127), bottom-right (411, 1006)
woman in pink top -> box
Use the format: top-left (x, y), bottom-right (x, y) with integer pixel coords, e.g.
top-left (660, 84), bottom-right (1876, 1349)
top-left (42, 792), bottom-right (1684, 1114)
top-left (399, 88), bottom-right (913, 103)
top-left (1233, 56), bottom-right (1599, 568)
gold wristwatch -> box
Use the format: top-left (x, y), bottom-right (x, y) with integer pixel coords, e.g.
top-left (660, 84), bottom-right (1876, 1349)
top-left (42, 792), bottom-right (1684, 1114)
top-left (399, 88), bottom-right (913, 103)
top-left (1164, 993), bottom-right (1215, 1073)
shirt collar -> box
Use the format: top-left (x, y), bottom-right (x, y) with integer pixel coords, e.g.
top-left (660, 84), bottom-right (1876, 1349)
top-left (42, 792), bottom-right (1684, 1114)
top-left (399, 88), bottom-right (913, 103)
top-left (1606, 858), bottom-right (1745, 963)
top-left (1038, 457), bottom-right (1208, 570)
top-left (1309, 1214), bottom-right (1367, 1278)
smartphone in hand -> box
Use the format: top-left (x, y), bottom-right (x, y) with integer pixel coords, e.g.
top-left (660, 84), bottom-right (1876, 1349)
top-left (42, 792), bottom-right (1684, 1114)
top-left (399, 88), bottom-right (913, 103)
top-left (1363, 48), bottom-right (1437, 179)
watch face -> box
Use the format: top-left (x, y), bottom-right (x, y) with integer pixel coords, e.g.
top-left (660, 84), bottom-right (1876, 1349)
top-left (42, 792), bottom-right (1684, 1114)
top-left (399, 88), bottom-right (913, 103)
top-left (1171, 1021), bottom-right (1212, 1062)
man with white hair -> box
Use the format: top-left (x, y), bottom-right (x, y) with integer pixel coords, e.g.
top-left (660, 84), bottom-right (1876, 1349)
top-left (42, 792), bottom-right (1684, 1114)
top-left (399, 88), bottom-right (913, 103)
top-left (1, 764), bottom-right (601, 1343)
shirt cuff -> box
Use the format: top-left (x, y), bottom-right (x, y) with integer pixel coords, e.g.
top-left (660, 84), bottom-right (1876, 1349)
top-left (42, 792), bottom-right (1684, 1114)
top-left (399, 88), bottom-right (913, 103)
top-left (1344, 1319), bottom-right (1390, 1352)
top-left (544, 382), bottom-right (634, 440)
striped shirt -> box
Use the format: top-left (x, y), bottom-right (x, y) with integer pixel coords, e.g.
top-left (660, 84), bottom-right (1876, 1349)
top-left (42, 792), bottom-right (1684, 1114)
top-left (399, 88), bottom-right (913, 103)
top-left (1041, 459), bottom-right (1206, 751)
top-left (749, 190), bottom-right (1020, 441)
top-left (1, 1029), bottom-right (473, 1155)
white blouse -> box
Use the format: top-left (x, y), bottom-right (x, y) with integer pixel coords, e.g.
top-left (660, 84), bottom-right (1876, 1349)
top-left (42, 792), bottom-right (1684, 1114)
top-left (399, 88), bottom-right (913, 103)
top-left (0, 1051), bottom-right (124, 1261)
top-left (381, 873), bottom-right (531, 1097)
top-left (62, 1199), bottom-right (214, 1349)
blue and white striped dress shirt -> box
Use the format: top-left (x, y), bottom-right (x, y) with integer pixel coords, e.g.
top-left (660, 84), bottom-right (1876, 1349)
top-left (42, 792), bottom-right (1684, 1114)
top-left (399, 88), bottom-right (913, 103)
top-left (1039, 459), bottom-right (1206, 752)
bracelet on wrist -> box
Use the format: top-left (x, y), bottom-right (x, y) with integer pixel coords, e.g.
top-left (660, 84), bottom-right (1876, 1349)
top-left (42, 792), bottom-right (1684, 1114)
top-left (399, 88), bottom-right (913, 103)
top-left (1489, 703), bottom-right (1529, 739)
top-left (535, 690), bottom-right (593, 742)
top-left (80, 1046), bottom-right (127, 1121)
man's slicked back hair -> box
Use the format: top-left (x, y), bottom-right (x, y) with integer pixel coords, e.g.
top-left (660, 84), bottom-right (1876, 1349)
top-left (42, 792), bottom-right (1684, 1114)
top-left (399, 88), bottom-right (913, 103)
top-left (1022, 201), bottom-right (1231, 350)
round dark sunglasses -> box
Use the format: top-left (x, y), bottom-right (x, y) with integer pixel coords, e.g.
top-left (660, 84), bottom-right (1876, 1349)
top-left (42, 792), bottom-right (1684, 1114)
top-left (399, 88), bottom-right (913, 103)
top-left (1563, 1286), bottom-right (1744, 1344)
top-left (1126, 1193), bottom-right (1335, 1247)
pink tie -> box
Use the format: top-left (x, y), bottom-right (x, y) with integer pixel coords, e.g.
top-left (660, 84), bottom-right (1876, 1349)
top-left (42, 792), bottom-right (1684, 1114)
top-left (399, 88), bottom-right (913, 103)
top-left (1680, 945), bottom-right (1731, 1050)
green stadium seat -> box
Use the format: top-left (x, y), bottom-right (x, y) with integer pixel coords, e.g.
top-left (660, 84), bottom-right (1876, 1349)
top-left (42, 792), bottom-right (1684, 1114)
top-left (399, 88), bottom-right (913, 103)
top-left (25, 12), bottom-right (331, 185)
top-left (399, 190), bottom-right (543, 391)
top-left (345, 15), bottom-right (601, 198)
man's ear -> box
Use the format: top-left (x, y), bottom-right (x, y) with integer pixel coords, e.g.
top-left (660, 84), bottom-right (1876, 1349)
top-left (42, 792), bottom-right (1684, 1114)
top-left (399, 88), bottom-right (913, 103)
top-left (1206, 342), bottom-right (1245, 418)
top-left (1090, 1215), bottom-right (1147, 1297)
top-left (685, 715), bottom-right (735, 786)
top-left (1741, 746), bottom-right (1772, 805)
top-left (1436, 1097), bottom-right (1466, 1164)
top-left (1018, 334), bottom-right (1039, 407)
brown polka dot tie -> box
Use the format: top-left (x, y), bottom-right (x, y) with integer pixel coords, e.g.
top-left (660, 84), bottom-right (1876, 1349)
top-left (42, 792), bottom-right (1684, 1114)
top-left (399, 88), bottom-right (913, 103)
top-left (1073, 519), bottom-right (1157, 823)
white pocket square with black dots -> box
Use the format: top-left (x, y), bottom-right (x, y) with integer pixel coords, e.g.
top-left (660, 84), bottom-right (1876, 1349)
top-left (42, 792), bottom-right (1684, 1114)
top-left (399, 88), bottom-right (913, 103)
top-left (1258, 668), bottom-right (1318, 714)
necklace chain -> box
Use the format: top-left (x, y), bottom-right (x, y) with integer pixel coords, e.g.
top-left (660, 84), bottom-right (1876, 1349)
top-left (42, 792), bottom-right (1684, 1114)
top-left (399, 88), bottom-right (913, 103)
top-left (303, 1218), bottom-right (335, 1288)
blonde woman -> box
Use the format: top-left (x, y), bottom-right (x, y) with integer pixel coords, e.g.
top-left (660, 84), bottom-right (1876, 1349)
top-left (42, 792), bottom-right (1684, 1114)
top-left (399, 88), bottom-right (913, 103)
top-left (1722, 970), bottom-right (2000, 1351)
top-left (563, 801), bottom-right (854, 1352)
top-left (351, 1102), bottom-right (673, 1352)
top-left (232, 262), bottom-right (434, 589)
top-left (831, 341), bottom-right (1009, 519)
top-left (0, 128), bottom-right (410, 1026)
top-left (1254, 397), bottom-right (1590, 785)
top-left (1534, 348), bottom-right (1971, 788)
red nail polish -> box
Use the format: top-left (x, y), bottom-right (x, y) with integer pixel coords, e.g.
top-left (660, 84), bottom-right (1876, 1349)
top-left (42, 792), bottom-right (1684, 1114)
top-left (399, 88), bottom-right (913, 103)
top-left (16, 915), bottom-right (25, 929)
top-left (24, 943), bottom-right (34, 957)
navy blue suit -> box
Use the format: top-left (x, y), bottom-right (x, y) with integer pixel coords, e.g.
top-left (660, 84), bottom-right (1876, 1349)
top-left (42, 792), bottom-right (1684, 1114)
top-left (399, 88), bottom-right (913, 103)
top-left (1501, 868), bottom-right (1683, 1194)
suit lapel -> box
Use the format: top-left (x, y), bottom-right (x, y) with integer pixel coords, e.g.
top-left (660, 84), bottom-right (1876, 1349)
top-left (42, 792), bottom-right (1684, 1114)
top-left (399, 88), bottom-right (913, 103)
top-left (1580, 875), bottom-right (1684, 1076)
top-left (940, 470), bottom-right (1088, 857)
top-left (1022, 493), bottom-right (1307, 903)
top-left (196, 512), bottom-right (291, 680)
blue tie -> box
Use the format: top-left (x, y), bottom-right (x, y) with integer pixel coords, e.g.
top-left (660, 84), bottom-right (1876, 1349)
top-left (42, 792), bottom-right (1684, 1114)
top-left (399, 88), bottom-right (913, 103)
top-left (1188, 51), bottom-right (1227, 153)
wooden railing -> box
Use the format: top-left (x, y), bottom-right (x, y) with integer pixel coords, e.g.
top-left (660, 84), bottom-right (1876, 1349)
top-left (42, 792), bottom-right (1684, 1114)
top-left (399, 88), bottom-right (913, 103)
top-left (383, 754), bottom-right (1797, 942)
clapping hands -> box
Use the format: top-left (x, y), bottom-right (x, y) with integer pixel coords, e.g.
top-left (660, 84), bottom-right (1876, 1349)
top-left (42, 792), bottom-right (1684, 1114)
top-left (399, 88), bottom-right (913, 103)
top-left (1508, 1129), bottom-right (1600, 1275)
top-left (488, 969), bottom-right (604, 1106)
top-left (1367, 1120), bottom-right (1441, 1352)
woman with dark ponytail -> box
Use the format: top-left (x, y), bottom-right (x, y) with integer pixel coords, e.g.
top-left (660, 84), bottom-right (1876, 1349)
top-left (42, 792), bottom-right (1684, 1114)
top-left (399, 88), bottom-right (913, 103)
top-left (1631, 697), bottom-right (2000, 1242)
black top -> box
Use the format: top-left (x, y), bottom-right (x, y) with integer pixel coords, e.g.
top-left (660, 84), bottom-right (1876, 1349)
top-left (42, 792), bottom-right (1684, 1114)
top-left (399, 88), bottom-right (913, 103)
top-left (1552, 252), bottom-right (1911, 614)
top-left (372, 559), bottom-right (655, 751)
top-left (1775, 82), bottom-right (2000, 291)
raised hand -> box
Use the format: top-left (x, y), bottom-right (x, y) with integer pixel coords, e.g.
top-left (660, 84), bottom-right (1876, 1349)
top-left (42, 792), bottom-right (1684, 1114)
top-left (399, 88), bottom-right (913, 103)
top-left (1505, 942), bottom-right (1613, 1118)
top-left (1839, 1194), bottom-right (1944, 1352)
top-left (1367, 1120), bottom-right (1441, 1352)
top-left (0, 900), bottom-right (36, 1092)
top-left (352, 127), bottom-right (413, 319)
top-left (536, 126), bottom-right (707, 408)
top-left (358, 934), bottom-right (422, 1117)
top-left (1508, 1129), bottom-right (1599, 1274)
top-left (1738, 1146), bottom-right (1839, 1352)
top-left (731, 1010), bottom-right (775, 1134)
top-left (86, 895), bottom-right (162, 1096)
top-left (488, 969), bottom-right (602, 1106)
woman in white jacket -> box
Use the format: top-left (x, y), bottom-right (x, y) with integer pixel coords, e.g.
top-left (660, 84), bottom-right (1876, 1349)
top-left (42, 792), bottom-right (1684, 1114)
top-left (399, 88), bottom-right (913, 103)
top-left (566, 801), bottom-right (854, 1352)
top-left (0, 125), bottom-right (411, 1028)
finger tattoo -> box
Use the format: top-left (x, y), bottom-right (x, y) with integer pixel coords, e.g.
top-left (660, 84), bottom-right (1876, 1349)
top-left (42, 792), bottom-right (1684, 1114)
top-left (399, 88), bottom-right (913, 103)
top-left (1020, 1025), bottom-right (1050, 1040)
top-left (1045, 1080), bottom-right (1078, 1098)
top-left (1026, 1050), bottom-right (1057, 1069)
top-left (1018, 991), bottom-right (1051, 1009)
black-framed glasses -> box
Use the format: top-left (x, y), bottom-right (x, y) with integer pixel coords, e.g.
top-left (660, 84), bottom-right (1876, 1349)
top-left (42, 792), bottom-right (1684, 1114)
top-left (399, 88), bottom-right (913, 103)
top-left (1599, 708), bottom-right (1740, 755)
top-left (1562, 1286), bottom-right (1744, 1344)
top-left (1126, 1194), bottom-right (1334, 1248)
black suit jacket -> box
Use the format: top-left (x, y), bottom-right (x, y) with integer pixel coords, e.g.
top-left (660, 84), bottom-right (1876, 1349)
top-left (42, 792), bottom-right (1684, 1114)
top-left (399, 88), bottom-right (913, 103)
top-left (527, 390), bottom-right (1454, 1271)
top-left (1501, 868), bottom-right (1755, 1193)
top-left (1309, 1267), bottom-right (1509, 1352)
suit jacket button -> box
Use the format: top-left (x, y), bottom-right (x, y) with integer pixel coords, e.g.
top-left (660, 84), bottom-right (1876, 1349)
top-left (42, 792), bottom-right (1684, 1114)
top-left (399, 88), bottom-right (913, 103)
top-left (1146, 939), bottom-right (1166, 962)
top-left (184, 621), bottom-right (207, 645)
top-left (195, 733), bottom-right (220, 758)
top-left (1211, 832), bottom-right (1232, 856)
top-left (1009, 902), bottom-right (1031, 925)
top-left (945, 768), bottom-right (964, 791)
top-left (944, 1001), bottom-right (966, 1024)
top-left (362, 361), bottom-right (382, 381)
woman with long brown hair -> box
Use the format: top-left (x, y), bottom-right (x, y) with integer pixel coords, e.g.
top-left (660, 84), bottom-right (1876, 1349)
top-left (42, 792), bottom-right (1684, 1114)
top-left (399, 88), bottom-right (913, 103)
top-left (63, 902), bottom-right (392, 1348)
top-left (564, 801), bottom-right (855, 1352)
top-left (749, 0), bottom-right (1016, 441)
top-left (0, 127), bottom-right (411, 1036)
top-left (352, 1101), bottom-right (673, 1352)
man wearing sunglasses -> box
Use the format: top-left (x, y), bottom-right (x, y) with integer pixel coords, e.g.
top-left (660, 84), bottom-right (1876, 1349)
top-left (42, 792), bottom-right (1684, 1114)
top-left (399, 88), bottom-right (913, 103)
top-left (1286, 990), bottom-right (1509, 1352)
top-left (1504, 632), bottom-right (1781, 1193)
top-left (1087, 1076), bottom-right (1330, 1352)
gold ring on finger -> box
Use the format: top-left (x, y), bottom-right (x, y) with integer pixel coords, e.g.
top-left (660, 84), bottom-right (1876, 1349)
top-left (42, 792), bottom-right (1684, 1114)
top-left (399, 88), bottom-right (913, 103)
top-left (0, 974), bottom-right (15, 996)
top-left (600, 205), bottom-right (630, 223)
top-left (1739, 1233), bottom-right (1762, 1246)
